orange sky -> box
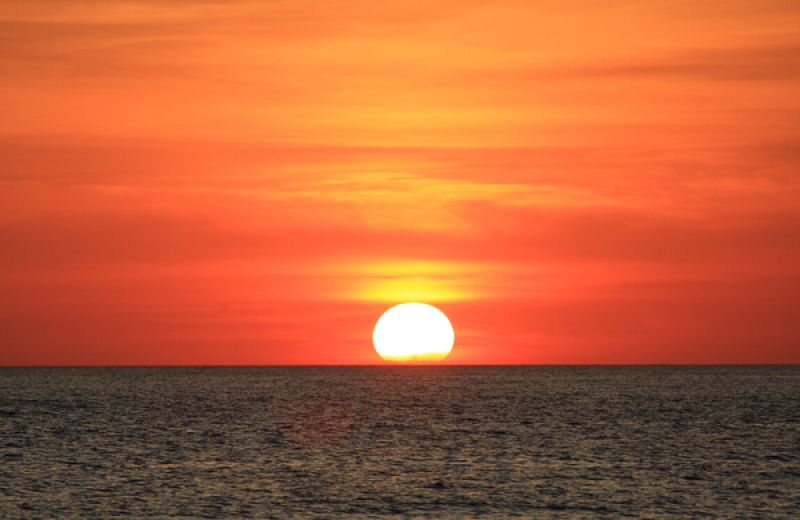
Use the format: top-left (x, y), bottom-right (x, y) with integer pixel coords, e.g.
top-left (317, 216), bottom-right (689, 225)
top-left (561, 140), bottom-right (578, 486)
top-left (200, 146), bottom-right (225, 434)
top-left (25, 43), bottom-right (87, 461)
top-left (2, 0), bottom-right (799, 365)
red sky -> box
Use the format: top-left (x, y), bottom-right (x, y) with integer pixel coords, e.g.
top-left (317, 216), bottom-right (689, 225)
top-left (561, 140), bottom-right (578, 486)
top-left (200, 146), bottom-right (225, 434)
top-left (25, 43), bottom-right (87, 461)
top-left (1, 0), bottom-right (799, 365)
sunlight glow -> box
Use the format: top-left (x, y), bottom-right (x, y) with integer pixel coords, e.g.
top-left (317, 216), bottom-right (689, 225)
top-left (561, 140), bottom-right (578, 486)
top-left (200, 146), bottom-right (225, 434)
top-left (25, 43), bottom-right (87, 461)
top-left (348, 260), bottom-right (477, 302)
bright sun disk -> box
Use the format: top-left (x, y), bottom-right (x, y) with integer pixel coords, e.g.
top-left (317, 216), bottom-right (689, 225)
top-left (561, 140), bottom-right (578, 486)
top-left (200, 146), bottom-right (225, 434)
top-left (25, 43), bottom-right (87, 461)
top-left (373, 302), bottom-right (454, 363)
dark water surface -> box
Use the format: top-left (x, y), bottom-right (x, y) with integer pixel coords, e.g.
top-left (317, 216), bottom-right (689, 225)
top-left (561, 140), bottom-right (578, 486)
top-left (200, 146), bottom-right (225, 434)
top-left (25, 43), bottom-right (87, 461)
top-left (1, 366), bottom-right (798, 518)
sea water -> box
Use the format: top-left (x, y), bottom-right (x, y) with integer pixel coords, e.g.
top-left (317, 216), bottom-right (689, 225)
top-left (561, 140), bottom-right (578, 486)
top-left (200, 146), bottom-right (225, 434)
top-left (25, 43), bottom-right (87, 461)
top-left (1, 366), bottom-right (798, 518)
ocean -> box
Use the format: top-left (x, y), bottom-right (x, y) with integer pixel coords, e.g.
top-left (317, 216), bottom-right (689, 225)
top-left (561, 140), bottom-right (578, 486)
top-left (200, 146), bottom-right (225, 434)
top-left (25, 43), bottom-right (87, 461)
top-left (1, 366), bottom-right (797, 518)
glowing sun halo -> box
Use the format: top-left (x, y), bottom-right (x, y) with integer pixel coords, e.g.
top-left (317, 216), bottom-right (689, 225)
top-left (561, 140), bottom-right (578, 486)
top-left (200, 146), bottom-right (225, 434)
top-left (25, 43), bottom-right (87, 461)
top-left (373, 303), bottom-right (455, 363)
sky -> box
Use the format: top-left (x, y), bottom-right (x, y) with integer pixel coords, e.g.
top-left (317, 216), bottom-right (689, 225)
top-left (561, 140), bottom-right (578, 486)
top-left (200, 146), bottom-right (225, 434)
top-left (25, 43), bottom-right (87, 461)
top-left (1, 0), bottom-right (799, 365)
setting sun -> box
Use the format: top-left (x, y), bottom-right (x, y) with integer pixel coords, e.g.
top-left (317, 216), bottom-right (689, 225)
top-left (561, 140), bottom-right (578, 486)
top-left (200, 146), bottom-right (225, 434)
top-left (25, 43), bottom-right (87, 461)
top-left (373, 303), bottom-right (455, 363)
